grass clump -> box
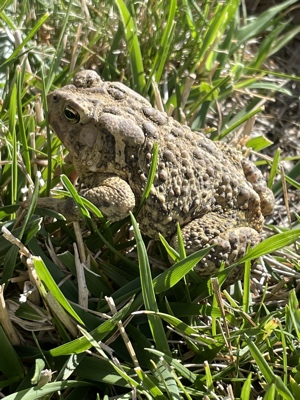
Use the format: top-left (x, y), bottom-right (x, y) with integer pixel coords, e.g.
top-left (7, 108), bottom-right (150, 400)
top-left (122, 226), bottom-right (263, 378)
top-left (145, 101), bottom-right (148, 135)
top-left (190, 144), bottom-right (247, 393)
top-left (0, 0), bottom-right (300, 398)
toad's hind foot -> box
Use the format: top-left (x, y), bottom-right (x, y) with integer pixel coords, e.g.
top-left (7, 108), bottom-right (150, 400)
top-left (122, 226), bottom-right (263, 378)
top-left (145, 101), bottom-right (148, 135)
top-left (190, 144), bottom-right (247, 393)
top-left (170, 212), bottom-right (261, 284)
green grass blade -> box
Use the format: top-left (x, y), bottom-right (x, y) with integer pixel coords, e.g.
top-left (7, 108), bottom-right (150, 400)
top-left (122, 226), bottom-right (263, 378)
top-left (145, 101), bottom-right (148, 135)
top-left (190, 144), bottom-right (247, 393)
top-left (0, 11), bottom-right (16, 30)
top-left (242, 258), bottom-right (251, 314)
top-left (239, 229), bottom-right (300, 263)
top-left (290, 377), bottom-right (300, 398)
top-left (204, 361), bottom-right (213, 392)
top-left (60, 174), bottom-right (91, 220)
top-left (241, 373), bottom-right (252, 400)
top-left (244, 335), bottom-right (275, 383)
top-left (153, 358), bottom-right (180, 400)
top-left (175, 223), bottom-right (186, 260)
top-left (136, 311), bottom-right (200, 337)
top-left (1, 245), bottom-right (19, 285)
top-left (263, 383), bottom-right (276, 400)
top-left (215, 229), bottom-right (300, 285)
top-left (235, 0), bottom-right (299, 46)
top-left (268, 148), bottom-right (281, 188)
top-left (44, 2), bottom-right (73, 93)
top-left (40, 69), bottom-right (52, 197)
top-left (153, 247), bottom-right (212, 294)
top-left (249, 22), bottom-right (288, 69)
top-left (159, 233), bottom-right (180, 261)
top-left (32, 256), bottom-right (84, 325)
top-left (145, 348), bottom-right (197, 383)
top-left (219, 107), bottom-right (263, 138)
top-left (16, 65), bottom-right (31, 175)
top-left (3, 381), bottom-right (91, 400)
top-left (30, 359), bottom-right (45, 385)
top-left (50, 299), bottom-right (132, 356)
top-left (246, 135), bottom-right (273, 152)
top-left (0, 1), bottom-right (14, 14)
top-left (55, 354), bottom-right (82, 381)
top-left (135, 367), bottom-right (168, 399)
top-left (78, 326), bottom-right (142, 389)
top-left (130, 212), bottom-right (171, 356)
top-left (1, 12), bottom-right (50, 67)
top-left (237, 81), bottom-right (292, 94)
top-left (272, 160), bottom-right (300, 195)
top-left (284, 175), bottom-right (300, 189)
top-left (279, 323), bottom-right (288, 386)
top-left (245, 335), bottom-right (294, 400)
top-left (145, 0), bottom-right (177, 91)
top-left (200, 0), bottom-right (239, 69)
top-left (269, 25), bottom-right (300, 57)
top-left (9, 82), bottom-right (17, 208)
top-left (0, 326), bottom-right (24, 380)
top-left (243, 67), bottom-right (300, 82)
top-left (188, 76), bottom-right (231, 116)
top-left (136, 142), bottom-right (158, 213)
top-left (286, 290), bottom-right (300, 340)
top-left (19, 177), bottom-right (43, 245)
top-left (114, 0), bottom-right (146, 92)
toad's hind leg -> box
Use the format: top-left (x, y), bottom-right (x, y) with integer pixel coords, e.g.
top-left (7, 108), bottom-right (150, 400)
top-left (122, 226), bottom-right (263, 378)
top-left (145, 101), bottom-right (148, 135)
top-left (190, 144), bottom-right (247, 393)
top-left (241, 158), bottom-right (274, 216)
top-left (170, 212), bottom-right (261, 283)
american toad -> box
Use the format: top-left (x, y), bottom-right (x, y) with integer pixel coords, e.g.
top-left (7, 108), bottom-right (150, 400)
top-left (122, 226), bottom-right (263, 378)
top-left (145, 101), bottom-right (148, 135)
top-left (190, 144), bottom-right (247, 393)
top-left (44, 70), bottom-right (275, 280)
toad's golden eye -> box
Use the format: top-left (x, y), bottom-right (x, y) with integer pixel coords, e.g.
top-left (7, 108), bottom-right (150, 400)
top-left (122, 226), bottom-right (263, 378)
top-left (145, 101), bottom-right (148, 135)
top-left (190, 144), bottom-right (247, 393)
top-left (64, 105), bottom-right (80, 123)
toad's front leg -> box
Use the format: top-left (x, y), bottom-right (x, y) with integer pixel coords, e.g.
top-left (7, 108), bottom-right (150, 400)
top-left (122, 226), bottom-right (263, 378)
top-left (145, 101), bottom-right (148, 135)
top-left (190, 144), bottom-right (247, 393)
top-left (80, 175), bottom-right (136, 221)
top-left (26, 176), bottom-right (136, 222)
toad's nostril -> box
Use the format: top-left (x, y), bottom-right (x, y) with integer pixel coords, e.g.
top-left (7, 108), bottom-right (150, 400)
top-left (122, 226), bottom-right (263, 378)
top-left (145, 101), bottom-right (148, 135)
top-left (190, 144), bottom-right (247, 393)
top-left (52, 93), bottom-right (60, 102)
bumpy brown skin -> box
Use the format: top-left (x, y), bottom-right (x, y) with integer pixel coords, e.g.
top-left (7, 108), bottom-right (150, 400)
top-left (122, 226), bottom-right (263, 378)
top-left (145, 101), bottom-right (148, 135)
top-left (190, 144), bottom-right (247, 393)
top-left (45, 70), bottom-right (275, 282)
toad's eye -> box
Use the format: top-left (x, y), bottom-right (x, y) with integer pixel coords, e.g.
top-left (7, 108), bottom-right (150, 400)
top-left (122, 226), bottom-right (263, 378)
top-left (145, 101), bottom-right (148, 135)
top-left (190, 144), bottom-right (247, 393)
top-left (64, 105), bottom-right (80, 123)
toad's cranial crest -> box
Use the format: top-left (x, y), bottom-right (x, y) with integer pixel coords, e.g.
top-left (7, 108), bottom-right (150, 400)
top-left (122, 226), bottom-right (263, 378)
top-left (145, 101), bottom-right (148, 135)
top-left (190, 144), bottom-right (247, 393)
top-left (45, 69), bottom-right (275, 284)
